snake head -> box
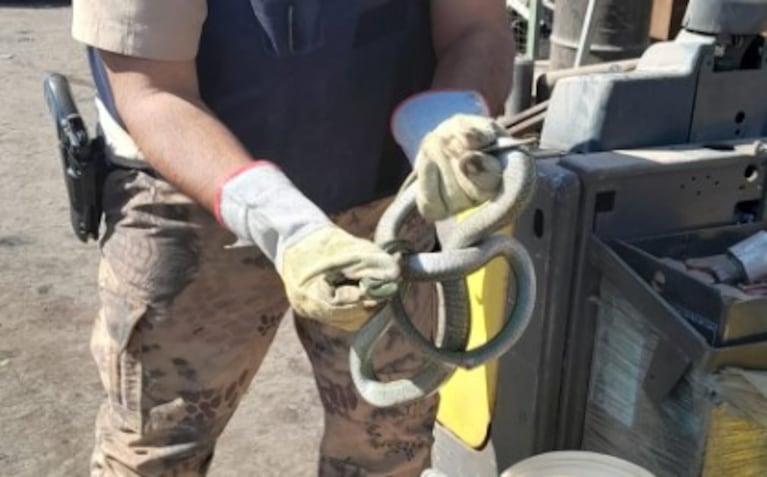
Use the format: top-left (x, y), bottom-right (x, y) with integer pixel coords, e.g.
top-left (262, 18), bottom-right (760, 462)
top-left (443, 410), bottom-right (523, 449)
top-left (359, 278), bottom-right (400, 300)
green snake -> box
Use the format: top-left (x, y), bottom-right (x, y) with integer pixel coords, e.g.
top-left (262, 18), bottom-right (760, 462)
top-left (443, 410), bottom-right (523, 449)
top-left (351, 148), bottom-right (538, 408)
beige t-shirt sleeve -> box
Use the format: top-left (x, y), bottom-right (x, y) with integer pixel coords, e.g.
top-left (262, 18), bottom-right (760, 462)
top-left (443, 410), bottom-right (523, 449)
top-left (71, 0), bottom-right (207, 61)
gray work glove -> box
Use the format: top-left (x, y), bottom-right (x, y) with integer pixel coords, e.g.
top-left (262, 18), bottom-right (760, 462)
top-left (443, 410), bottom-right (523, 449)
top-left (217, 163), bottom-right (399, 331)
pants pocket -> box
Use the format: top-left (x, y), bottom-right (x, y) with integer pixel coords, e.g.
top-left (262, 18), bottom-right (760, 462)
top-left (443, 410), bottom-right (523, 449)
top-left (91, 293), bottom-right (149, 434)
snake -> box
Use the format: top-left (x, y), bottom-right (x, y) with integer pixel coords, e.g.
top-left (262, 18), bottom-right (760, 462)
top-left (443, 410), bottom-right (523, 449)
top-left (350, 148), bottom-right (538, 408)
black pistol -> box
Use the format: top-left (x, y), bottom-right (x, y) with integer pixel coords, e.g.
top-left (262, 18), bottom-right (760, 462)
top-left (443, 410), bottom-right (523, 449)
top-left (44, 73), bottom-right (106, 242)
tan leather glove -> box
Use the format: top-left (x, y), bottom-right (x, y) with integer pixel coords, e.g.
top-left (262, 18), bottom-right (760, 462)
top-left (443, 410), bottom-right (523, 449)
top-left (217, 164), bottom-right (399, 332)
top-left (414, 114), bottom-right (508, 222)
top-left (280, 225), bottom-right (399, 331)
top-left (391, 91), bottom-right (509, 223)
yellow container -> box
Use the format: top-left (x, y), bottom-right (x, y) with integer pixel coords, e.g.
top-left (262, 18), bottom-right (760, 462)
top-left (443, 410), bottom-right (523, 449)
top-left (437, 223), bottom-right (513, 448)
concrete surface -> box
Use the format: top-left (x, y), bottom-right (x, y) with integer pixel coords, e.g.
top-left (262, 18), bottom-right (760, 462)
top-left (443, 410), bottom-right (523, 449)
top-left (0, 5), bottom-right (323, 476)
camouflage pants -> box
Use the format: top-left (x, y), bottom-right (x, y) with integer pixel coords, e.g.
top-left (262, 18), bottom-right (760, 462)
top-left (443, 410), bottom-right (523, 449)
top-left (90, 170), bottom-right (439, 476)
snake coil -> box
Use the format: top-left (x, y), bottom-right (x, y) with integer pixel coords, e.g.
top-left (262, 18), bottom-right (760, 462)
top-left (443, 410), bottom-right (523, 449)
top-left (350, 149), bottom-right (538, 408)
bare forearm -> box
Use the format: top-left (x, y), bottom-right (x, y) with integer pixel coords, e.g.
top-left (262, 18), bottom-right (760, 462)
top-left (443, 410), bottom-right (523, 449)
top-left (100, 52), bottom-right (252, 213)
top-left (119, 92), bottom-right (251, 212)
top-left (432, 27), bottom-right (516, 115)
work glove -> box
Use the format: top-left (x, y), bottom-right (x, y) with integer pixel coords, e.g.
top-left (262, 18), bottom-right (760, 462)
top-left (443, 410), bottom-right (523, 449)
top-left (216, 163), bottom-right (399, 331)
top-left (280, 225), bottom-right (398, 331)
top-left (391, 91), bottom-right (509, 222)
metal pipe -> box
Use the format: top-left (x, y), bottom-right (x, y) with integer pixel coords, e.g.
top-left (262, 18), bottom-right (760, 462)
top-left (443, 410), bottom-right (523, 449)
top-left (506, 55), bottom-right (535, 116)
top-left (500, 100), bottom-right (550, 128)
top-left (574, 0), bottom-right (599, 67)
top-left (527, 0), bottom-right (543, 60)
top-left (535, 59), bottom-right (639, 101)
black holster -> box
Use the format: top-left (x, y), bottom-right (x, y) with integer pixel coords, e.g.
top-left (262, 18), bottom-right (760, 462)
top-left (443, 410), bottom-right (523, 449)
top-left (44, 73), bottom-right (107, 242)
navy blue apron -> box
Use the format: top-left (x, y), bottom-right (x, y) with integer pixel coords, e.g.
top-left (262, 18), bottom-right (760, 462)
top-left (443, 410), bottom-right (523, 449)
top-left (92, 0), bottom-right (436, 213)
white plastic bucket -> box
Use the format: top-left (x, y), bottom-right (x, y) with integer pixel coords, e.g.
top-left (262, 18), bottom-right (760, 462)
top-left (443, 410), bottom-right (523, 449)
top-left (500, 451), bottom-right (655, 477)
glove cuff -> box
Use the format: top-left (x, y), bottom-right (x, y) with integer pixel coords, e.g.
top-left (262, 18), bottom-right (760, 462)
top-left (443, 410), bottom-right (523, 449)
top-left (215, 161), bottom-right (331, 265)
top-left (214, 161), bottom-right (274, 226)
top-left (391, 90), bottom-right (490, 162)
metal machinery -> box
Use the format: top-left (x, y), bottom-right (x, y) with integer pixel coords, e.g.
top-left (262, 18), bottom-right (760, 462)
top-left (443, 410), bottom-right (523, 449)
top-left (432, 1), bottom-right (767, 475)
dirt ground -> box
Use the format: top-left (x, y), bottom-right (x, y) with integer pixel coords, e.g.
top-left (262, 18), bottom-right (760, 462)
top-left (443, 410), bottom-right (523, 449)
top-left (0, 5), bottom-right (323, 476)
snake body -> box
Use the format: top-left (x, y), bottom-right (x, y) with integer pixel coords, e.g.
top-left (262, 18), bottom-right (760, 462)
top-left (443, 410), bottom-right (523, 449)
top-left (350, 149), bottom-right (538, 408)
